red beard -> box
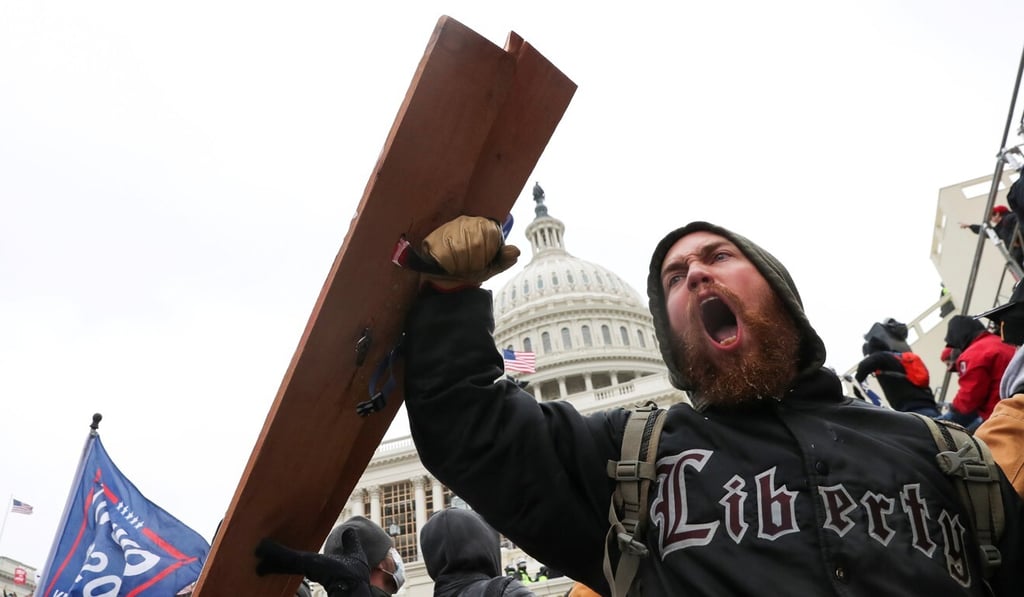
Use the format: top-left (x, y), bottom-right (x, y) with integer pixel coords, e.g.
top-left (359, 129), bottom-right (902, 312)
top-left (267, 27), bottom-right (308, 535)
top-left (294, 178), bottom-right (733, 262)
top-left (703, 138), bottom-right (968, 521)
top-left (671, 283), bottom-right (801, 407)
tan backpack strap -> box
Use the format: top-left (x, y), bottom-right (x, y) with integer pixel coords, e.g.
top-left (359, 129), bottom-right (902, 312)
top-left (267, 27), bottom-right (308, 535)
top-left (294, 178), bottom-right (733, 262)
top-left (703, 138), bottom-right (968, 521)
top-left (603, 403), bottom-right (666, 597)
top-left (913, 414), bottom-right (1004, 579)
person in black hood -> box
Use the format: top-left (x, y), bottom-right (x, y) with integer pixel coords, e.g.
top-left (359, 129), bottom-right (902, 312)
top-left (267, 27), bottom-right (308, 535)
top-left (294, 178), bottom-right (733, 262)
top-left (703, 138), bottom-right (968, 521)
top-left (402, 215), bottom-right (1024, 596)
top-left (853, 319), bottom-right (939, 416)
top-left (420, 508), bottom-right (535, 597)
top-left (945, 314), bottom-right (986, 353)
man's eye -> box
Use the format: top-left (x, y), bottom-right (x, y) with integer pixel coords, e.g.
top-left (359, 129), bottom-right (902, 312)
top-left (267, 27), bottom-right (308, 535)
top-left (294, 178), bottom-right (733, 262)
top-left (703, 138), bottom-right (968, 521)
top-left (666, 273), bottom-right (684, 288)
top-left (713, 252), bottom-right (729, 262)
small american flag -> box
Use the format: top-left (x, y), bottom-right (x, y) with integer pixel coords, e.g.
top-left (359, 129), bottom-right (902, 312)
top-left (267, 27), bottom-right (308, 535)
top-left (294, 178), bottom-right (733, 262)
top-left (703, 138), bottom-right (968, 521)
top-left (502, 349), bottom-right (536, 374)
top-left (12, 498), bottom-right (33, 515)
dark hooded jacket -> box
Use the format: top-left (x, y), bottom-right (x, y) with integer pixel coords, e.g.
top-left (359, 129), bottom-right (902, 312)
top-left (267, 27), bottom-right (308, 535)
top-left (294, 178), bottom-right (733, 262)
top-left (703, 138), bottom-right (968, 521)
top-left (854, 349), bottom-right (938, 414)
top-left (854, 325), bottom-right (937, 415)
top-left (403, 221), bottom-right (1024, 596)
top-left (420, 508), bottom-right (535, 597)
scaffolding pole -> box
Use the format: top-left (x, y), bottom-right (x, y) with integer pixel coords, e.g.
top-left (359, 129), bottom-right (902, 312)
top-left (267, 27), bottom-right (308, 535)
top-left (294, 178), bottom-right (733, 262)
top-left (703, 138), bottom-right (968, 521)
top-left (938, 42), bottom-right (1024, 406)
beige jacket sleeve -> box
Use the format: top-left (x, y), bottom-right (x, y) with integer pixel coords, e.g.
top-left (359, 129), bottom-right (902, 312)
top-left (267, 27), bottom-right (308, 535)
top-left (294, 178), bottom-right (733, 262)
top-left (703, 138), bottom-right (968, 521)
top-left (976, 394), bottom-right (1024, 500)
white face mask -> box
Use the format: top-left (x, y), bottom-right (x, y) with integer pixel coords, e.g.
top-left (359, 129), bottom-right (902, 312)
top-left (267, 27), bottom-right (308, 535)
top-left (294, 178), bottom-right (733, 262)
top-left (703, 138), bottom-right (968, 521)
top-left (384, 548), bottom-right (406, 591)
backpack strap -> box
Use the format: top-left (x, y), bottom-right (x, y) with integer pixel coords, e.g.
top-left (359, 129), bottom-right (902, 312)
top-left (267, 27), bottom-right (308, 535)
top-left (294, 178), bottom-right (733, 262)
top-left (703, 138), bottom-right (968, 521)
top-left (603, 402), bottom-right (666, 597)
top-left (912, 414), bottom-right (1005, 579)
top-left (482, 576), bottom-right (516, 597)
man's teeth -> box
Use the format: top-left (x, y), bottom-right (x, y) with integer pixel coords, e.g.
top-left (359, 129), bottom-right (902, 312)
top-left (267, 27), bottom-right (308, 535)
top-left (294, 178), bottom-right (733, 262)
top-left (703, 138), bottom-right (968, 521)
top-left (720, 336), bottom-right (737, 346)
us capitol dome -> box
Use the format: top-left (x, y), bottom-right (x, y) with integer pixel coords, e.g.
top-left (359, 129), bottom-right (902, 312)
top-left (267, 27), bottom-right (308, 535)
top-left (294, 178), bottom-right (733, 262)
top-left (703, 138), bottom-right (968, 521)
top-left (333, 184), bottom-right (687, 597)
top-left (491, 183), bottom-right (688, 411)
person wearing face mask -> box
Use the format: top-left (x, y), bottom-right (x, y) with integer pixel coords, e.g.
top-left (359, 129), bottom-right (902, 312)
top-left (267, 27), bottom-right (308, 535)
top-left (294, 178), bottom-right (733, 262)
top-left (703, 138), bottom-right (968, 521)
top-left (325, 516), bottom-right (407, 597)
top-left (254, 515), bottom-right (405, 597)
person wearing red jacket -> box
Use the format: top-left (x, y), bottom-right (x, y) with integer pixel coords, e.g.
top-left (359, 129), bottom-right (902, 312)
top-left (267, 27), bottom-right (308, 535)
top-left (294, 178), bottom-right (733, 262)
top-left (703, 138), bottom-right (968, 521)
top-left (943, 315), bottom-right (1016, 427)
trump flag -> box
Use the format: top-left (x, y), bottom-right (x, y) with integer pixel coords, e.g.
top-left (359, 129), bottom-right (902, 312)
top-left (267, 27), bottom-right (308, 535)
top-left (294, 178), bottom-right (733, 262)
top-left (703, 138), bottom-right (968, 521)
top-left (37, 425), bottom-right (210, 597)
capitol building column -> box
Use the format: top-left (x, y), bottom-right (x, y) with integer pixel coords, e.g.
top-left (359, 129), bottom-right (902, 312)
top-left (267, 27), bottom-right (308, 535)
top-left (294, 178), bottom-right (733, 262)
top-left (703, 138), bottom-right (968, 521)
top-left (430, 477), bottom-right (445, 513)
top-left (344, 489), bottom-right (365, 521)
top-left (368, 486), bottom-right (382, 525)
top-left (413, 476), bottom-right (428, 558)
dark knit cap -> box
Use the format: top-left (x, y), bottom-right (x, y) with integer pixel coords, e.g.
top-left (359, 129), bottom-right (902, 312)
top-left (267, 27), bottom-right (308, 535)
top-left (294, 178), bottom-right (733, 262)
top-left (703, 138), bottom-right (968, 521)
top-left (646, 222), bottom-right (827, 404)
top-left (325, 516), bottom-right (393, 567)
top-left (944, 315), bottom-right (985, 351)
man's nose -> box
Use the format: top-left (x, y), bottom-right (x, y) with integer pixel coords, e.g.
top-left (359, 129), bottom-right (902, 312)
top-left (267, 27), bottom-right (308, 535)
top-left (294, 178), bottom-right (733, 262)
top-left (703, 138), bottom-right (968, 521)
top-left (686, 262), bottom-right (712, 290)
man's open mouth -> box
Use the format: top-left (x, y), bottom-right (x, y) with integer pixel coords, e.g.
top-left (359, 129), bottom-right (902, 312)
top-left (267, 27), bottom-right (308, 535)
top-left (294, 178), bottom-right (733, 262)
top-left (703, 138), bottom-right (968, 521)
top-left (700, 297), bottom-right (738, 346)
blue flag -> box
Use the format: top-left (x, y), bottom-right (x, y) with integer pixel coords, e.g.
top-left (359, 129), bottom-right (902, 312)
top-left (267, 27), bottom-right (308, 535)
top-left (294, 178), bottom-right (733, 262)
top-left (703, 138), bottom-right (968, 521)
top-left (37, 432), bottom-right (210, 597)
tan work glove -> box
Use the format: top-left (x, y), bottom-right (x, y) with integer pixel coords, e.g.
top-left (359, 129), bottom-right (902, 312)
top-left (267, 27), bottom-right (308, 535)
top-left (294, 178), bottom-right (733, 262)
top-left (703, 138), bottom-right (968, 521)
top-left (421, 215), bottom-right (520, 289)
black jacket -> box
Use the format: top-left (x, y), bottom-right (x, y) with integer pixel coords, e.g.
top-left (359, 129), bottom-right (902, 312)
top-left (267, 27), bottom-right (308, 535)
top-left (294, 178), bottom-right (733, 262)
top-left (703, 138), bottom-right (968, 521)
top-left (404, 288), bottom-right (1024, 596)
top-left (854, 351), bottom-right (937, 413)
top-left (421, 508), bottom-right (535, 597)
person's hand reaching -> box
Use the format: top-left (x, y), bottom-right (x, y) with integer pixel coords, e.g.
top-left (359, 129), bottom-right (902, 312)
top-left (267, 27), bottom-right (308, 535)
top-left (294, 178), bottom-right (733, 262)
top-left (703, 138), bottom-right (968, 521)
top-left (255, 529), bottom-right (371, 597)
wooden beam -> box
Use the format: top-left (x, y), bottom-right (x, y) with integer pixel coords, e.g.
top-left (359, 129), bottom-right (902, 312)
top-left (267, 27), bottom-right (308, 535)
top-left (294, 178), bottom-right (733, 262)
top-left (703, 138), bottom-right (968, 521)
top-left (192, 15), bottom-right (575, 596)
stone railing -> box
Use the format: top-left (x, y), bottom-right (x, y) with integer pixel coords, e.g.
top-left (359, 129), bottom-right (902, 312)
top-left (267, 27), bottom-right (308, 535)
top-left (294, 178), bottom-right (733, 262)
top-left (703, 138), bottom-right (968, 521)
top-left (595, 381), bottom-right (636, 401)
top-left (374, 436), bottom-right (414, 455)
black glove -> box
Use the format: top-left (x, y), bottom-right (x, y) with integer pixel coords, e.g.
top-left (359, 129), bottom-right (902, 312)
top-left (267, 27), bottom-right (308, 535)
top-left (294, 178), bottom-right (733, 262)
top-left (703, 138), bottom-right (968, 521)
top-left (854, 356), bottom-right (876, 383)
top-left (255, 530), bottom-right (371, 597)
top-left (855, 352), bottom-right (895, 383)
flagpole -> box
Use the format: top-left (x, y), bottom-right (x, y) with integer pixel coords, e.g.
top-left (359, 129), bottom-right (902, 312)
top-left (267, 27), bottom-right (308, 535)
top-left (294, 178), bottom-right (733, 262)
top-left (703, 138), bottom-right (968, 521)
top-left (0, 494), bottom-right (11, 550)
top-left (37, 414), bottom-right (102, 591)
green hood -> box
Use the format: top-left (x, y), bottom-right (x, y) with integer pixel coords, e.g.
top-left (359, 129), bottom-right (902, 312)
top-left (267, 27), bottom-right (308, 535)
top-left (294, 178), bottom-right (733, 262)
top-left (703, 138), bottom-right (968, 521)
top-left (646, 222), bottom-right (827, 406)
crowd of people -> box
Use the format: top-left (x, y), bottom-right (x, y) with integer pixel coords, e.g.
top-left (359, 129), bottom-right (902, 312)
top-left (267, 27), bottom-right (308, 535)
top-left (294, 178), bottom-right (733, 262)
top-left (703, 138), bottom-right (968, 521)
top-left (854, 185), bottom-right (1024, 435)
top-left (255, 201), bottom-right (1024, 596)
top-left (853, 174), bottom-right (1024, 440)
top-left (853, 308), bottom-right (1016, 434)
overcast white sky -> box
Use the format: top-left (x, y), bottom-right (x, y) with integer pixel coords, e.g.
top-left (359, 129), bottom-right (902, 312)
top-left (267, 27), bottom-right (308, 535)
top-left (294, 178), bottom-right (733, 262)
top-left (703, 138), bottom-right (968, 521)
top-left (3, 0), bottom-right (1024, 573)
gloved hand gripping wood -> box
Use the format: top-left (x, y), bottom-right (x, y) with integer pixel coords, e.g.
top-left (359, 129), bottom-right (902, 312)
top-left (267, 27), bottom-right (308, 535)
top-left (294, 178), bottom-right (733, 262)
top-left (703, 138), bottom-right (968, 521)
top-left (254, 529), bottom-right (372, 597)
top-left (421, 215), bottom-right (520, 289)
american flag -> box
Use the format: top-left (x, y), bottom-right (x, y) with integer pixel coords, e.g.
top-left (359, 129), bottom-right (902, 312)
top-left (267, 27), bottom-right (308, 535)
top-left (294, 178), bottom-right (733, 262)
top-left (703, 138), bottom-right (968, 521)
top-left (502, 349), bottom-right (536, 373)
top-left (11, 498), bottom-right (33, 515)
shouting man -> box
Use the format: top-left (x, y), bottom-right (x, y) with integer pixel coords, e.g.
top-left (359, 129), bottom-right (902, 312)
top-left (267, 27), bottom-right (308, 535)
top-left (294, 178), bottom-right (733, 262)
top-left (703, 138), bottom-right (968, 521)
top-left (402, 217), bottom-right (1023, 596)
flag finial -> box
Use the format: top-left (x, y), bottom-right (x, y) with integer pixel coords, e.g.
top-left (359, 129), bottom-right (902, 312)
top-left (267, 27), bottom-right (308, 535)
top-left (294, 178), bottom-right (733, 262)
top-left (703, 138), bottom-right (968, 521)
top-left (91, 413), bottom-right (102, 431)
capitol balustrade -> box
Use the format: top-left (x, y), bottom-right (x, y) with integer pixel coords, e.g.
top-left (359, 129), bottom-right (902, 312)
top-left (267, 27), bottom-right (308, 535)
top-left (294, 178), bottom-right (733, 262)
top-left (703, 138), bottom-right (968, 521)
top-left (373, 372), bottom-right (680, 458)
top-left (374, 435), bottom-right (415, 456)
